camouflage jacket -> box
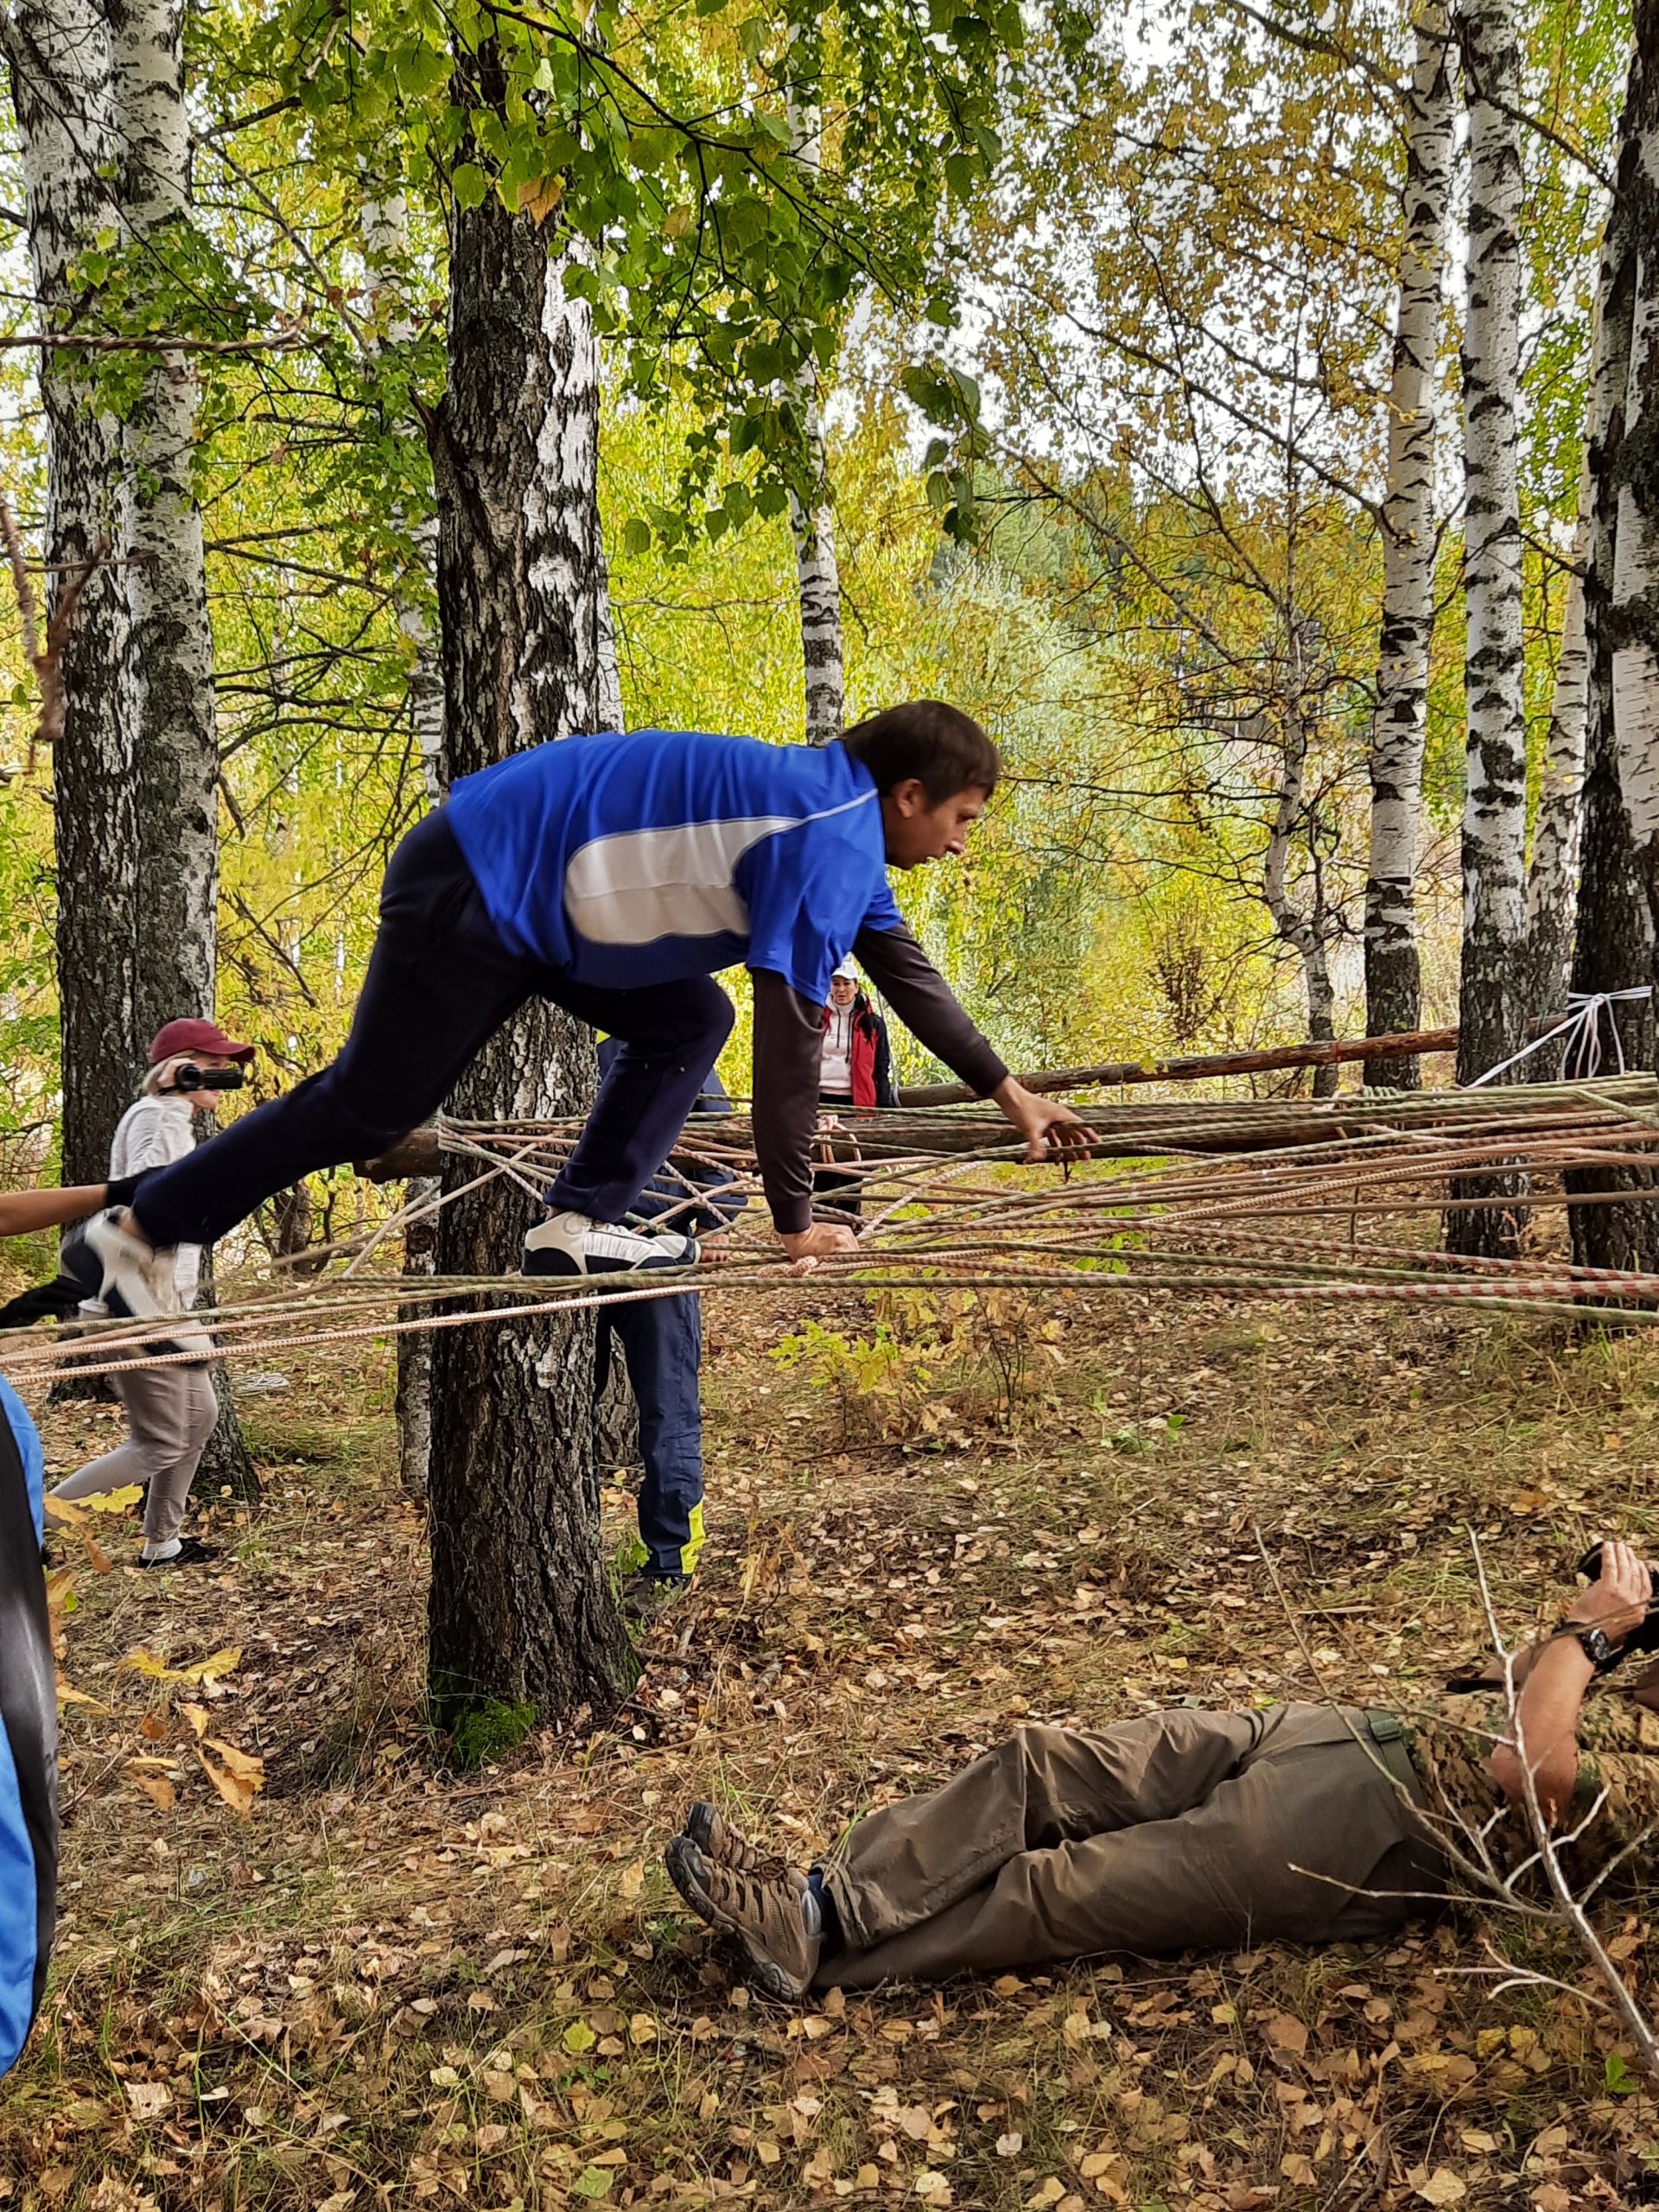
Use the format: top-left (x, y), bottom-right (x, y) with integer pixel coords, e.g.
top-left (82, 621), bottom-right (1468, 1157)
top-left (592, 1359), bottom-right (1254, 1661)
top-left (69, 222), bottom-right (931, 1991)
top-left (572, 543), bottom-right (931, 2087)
top-left (1400, 1679), bottom-right (1659, 1901)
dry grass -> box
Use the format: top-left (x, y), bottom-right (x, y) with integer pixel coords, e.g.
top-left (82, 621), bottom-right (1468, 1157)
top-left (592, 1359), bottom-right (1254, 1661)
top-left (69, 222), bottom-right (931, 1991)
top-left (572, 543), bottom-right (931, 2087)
top-left (3, 1283), bottom-right (1657, 2209)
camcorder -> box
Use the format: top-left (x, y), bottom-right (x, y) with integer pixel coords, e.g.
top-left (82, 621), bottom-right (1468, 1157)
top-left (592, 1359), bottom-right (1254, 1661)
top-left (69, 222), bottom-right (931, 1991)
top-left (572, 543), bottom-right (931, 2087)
top-left (169, 1063), bottom-right (245, 1093)
top-left (1445, 1543), bottom-right (1659, 1691)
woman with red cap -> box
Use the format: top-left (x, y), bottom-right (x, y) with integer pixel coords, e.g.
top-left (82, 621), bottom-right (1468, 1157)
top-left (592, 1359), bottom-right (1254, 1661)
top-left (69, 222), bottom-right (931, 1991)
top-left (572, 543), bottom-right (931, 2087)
top-left (48, 1020), bottom-right (252, 1569)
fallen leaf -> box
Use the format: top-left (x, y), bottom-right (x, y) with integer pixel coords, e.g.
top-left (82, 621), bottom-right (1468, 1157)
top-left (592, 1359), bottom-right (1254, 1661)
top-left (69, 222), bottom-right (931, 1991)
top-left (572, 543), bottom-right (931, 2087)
top-left (1414, 2169), bottom-right (1466, 2207)
top-left (616, 1858), bottom-right (645, 1901)
top-left (125, 1765), bottom-right (176, 1811)
top-left (125, 1645), bottom-right (241, 1687)
top-left (1263, 2013), bottom-right (1308, 2057)
top-left (124, 2082), bottom-right (172, 2120)
top-left (196, 1738), bottom-right (264, 1818)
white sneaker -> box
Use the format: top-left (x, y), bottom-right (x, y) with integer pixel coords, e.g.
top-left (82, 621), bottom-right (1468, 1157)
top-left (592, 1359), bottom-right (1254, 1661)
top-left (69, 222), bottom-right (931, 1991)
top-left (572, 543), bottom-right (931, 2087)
top-left (521, 1209), bottom-right (698, 1278)
top-left (61, 1210), bottom-right (181, 1321)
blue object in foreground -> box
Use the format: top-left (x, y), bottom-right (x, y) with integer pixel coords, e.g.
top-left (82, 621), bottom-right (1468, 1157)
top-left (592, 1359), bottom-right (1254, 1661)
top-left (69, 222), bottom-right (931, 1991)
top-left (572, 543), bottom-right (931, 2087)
top-left (0, 1375), bottom-right (54, 2079)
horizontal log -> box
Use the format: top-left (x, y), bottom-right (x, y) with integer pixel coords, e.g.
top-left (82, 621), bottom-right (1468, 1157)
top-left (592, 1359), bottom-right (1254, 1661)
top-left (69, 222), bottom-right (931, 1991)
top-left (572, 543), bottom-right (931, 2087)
top-left (354, 1020), bottom-right (1585, 1183)
top-left (895, 1027), bottom-right (1465, 1107)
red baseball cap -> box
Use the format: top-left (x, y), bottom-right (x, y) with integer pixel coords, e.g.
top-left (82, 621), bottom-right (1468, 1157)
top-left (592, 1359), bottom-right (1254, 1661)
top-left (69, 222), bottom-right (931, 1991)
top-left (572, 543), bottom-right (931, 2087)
top-left (148, 1018), bottom-right (255, 1066)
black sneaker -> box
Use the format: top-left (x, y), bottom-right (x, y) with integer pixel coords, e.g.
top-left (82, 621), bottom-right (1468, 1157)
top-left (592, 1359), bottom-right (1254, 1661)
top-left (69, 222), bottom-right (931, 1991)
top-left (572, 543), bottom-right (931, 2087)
top-left (522, 1210), bottom-right (697, 1278)
top-left (61, 1211), bottom-right (180, 1322)
top-left (136, 1535), bottom-right (221, 1570)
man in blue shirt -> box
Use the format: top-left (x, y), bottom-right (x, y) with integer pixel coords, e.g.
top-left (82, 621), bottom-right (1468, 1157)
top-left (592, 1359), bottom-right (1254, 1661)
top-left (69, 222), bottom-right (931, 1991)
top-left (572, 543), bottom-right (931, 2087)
top-left (65, 702), bottom-right (1088, 1321)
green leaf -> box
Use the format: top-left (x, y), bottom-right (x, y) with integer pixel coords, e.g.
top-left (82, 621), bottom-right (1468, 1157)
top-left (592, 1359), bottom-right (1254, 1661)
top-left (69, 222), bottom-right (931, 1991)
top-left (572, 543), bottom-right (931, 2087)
top-left (1606, 2052), bottom-right (1639, 2095)
top-left (563, 2018), bottom-right (597, 2053)
top-left (450, 163), bottom-right (488, 211)
top-left (573, 2170), bottom-right (614, 2198)
top-left (621, 517), bottom-right (653, 557)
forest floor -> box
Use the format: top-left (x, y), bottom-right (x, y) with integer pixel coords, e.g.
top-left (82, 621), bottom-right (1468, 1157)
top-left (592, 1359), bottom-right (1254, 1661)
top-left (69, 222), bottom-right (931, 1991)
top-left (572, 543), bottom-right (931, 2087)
top-left (3, 1261), bottom-right (1658, 2210)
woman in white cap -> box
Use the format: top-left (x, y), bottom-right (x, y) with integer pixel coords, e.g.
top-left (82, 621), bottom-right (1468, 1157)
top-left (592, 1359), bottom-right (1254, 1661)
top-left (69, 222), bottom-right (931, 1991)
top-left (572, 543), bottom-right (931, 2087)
top-left (50, 1019), bottom-right (252, 1568)
top-left (814, 960), bottom-right (898, 1222)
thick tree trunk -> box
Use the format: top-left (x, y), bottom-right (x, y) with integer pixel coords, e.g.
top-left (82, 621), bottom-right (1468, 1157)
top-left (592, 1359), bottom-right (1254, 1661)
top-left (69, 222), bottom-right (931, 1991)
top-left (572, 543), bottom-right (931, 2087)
top-left (1522, 523), bottom-right (1589, 1072)
top-left (1565, 8), bottom-right (1659, 1273)
top-left (786, 39), bottom-right (845, 747)
top-left (1364, 5), bottom-right (1452, 1090)
top-left (105, 0), bottom-right (252, 1484)
top-left (9, 1), bottom-right (138, 1183)
top-left (106, 0), bottom-right (218, 1041)
top-left (1450, 0), bottom-right (1529, 1255)
top-left (424, 62), bottom-right (632, 1733)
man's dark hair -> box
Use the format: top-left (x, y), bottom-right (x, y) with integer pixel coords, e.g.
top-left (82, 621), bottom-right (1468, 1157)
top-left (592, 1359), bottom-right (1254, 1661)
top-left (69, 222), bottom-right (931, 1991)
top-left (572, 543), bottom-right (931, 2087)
top-left (840, 702), bottom-right (1000, 803)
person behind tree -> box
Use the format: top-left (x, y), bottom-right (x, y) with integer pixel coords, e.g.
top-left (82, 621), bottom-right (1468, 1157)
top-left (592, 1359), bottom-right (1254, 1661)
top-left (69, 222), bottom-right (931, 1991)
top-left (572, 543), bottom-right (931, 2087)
top-left (594, 1039), bottom-right (745, 1617)
top-left (50, 1020), bottom-right (251, 1569)
top-left (664, 1543), bottom-right (1659, 1997)
top-left (61, 706), bottom-right (1090, 1325)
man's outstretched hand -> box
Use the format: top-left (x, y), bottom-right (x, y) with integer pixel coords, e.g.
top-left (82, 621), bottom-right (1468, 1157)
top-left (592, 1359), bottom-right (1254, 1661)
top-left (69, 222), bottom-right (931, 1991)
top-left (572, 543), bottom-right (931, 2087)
top-left (994, 1077), bottom-right (1097, 1162)
top-left (781, 1222), bottom-right (858, 1274)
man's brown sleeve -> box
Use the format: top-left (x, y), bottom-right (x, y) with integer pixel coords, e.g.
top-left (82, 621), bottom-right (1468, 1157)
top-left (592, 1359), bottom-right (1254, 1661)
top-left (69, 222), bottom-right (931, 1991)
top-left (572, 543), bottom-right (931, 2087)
top-left (853, 923), bottom-right (1008, 1096)
top-left (750, 970), bottom-right (828, 1235)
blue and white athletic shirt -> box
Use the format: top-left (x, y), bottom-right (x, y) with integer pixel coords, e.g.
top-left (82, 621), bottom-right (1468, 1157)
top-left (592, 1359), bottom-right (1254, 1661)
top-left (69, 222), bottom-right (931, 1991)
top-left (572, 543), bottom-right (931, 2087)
top-left (443, 731), bottom-right (905, 1006)
top-left (0, 1374), bottom-right (54, 2080)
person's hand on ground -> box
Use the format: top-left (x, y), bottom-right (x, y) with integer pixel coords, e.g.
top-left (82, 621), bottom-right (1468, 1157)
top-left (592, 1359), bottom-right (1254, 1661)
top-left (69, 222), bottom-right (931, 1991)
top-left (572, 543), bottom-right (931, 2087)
top-left (782, 1223), bottom-right (858, 1274)
top-left (1567, 1538), bottom-right (1653, 1648)
top-left (994, 1077), bottom-right (1097, 1163)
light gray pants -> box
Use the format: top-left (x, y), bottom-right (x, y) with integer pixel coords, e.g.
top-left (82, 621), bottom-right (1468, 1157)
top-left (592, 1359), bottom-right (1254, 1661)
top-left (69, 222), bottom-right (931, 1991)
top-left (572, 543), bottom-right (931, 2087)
top-left (52, 1365), bottom-right (218, 1545)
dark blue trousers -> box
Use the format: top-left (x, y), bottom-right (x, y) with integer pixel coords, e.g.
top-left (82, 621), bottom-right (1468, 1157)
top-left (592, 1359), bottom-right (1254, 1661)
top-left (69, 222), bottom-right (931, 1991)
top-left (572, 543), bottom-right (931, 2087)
top-left (130, 812), bottom-right (735, 1250)
top-left (600, 1292), bottom-right (705, 1579)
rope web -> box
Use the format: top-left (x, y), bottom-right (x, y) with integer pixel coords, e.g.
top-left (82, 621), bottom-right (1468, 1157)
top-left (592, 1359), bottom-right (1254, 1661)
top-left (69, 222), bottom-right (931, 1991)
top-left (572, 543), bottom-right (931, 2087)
top-left (7, 1072), bottom-right (1659, 1389)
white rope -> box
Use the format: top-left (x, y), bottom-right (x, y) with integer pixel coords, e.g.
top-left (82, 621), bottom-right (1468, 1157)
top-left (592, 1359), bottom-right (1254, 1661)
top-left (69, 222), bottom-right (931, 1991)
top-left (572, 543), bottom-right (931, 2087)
top-left (1465, 990), bottom-right (1652, 1089)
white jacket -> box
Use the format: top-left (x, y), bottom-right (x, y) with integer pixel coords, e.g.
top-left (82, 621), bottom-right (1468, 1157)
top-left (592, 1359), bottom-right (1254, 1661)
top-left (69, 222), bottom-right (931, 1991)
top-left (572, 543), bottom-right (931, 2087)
top-left (109, 1095), bottom-right (201, 1304)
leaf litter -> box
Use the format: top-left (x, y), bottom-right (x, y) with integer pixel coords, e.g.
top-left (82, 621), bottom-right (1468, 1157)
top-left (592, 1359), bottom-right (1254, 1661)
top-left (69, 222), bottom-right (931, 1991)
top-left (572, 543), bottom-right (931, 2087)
top-left (3, 1287), bottom-right (1657, 2207)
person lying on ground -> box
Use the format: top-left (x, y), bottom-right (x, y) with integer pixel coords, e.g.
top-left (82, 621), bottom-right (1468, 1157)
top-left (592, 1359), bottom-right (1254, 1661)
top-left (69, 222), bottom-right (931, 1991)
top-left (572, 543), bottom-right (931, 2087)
top-left (591, 1040), bottom-right (746, 1618)
top-left (48, 1021), bottom-right (251, 1569)
top-left (664, 1541), bottom-right (1659, 1998)
top-left (58, 706), bottom-right (1092, 1329)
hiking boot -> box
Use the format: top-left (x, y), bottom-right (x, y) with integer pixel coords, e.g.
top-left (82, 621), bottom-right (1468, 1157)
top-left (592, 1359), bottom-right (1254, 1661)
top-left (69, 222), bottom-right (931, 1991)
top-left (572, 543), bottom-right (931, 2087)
top-left (61, 1211), bottom-right (180, 1323)
top-left (664, 1835), bottom-right (820, 2000)
top-left (682, 1802), bottom-right (775, 1878)
top-left (623, 1571), bottom-right (691, 1623)
top-left (522, 1210), bottom-right (698, 1278)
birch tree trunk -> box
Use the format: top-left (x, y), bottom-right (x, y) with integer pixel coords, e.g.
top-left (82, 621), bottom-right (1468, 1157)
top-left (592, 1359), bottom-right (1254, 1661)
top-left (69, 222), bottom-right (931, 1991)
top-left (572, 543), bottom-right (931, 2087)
top-left (106, 0), bottom-right (218, 1040)
top-left (7, 1), bottom-right (138, 1184)
top-left (1564, 37), bottom-right (1659, 1271)
top-left (1364, 5), bottom-right (1452, 1090)
top-left (786, 29), bottom-right (845, 747)
top-left (1522, 518), bottom-right (1589, 1069)
top-left (1449, 0), bottom-right (1528, 1257)
top-left (1262, 686), bottom-right (1339, 1096)
top-left (425, 43), bottom-right (632, 1733)
top-left (359, 166), bottom-right (449, 1497)
top-left (1608, 6), bottom-right (1659, 930)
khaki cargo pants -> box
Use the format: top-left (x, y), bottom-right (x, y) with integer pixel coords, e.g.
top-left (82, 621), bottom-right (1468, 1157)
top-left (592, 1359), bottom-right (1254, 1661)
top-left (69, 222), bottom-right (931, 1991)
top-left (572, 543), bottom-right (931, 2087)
top-left (817, 1702), bottom-right (1442, 1989)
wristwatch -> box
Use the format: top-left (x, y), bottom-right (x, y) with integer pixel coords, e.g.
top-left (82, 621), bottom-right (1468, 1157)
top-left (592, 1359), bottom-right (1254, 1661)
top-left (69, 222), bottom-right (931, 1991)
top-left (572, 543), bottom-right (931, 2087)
top-left (1571, 1624), bottom-right (1620, 1672)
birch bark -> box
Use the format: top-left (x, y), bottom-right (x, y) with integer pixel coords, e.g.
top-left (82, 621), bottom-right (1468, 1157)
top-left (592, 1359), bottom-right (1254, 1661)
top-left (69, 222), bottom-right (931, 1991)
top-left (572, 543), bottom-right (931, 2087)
top-left (425, 44), bottom-right (632, 1726)
top-left (1522, 515), bottom-right (1589, 1065)
top-left (1450, 0), bottom-right (1528, 1257)
top-left (1364, 5), bottom-right (1452, 1090)
top-left (7, 0), bottom-right (137, 1183)
top-left (1609, 6), bottom-right (1659, 912)
top-left (1567, 31), bottom-right (1659, 1269)
top-left (786, 26), bottom-right (845, 746)
top-left (105, 0), bottom-right (218, 1039)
